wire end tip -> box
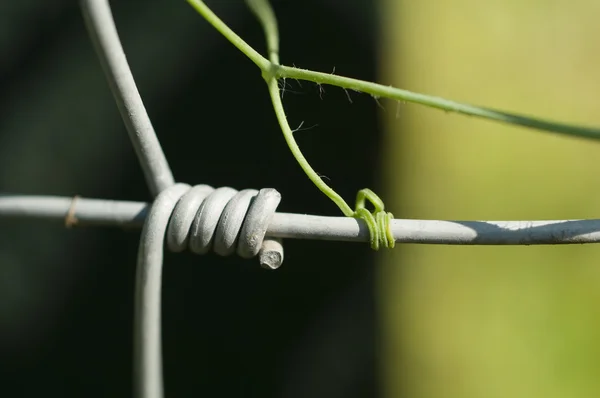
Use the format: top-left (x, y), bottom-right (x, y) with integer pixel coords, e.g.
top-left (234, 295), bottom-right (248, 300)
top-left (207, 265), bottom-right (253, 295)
top-left (258, 239), bottom-right (284, 269)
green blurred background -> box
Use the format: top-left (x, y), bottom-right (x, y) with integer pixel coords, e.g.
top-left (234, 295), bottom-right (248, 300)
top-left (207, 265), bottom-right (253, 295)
top-left (378, 1), bottom-right (600, 397)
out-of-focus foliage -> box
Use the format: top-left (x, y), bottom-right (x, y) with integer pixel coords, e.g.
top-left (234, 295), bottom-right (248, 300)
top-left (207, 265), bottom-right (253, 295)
top-left (380, 1), bottom-right (600, 397)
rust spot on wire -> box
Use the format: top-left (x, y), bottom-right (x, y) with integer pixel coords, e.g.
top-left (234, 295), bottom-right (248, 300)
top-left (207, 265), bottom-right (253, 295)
top-left (64, 195), bottom-right (80, 228)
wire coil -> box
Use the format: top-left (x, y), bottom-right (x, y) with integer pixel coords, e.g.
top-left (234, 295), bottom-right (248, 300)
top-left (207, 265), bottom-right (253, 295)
top-left (157, 183), bottom-right (284, 269)
top-left (133, 181), bottom-right (284, 398)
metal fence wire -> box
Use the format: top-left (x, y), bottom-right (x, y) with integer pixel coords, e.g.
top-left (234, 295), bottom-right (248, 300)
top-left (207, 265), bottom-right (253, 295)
top-left (2, 0), bottom-right (600, 398)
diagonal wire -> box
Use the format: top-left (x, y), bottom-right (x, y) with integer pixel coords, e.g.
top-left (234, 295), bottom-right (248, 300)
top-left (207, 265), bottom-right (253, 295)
top-left (80, 0), bottom-right (175, 197)
top-left (80, 1), bottom-right (178, 397)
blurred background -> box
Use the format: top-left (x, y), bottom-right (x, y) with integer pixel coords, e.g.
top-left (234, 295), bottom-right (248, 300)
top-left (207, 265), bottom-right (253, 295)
top-left (1, 0), bottom-right (599, 397)
top-left (379, 1), bottom-right (600, 398)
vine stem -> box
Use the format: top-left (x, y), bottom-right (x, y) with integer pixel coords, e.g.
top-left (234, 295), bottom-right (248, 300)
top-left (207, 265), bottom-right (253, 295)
top-left (186, 0), bottom-right (600, 141)
top-left (186, 0), bottom-right (268, 70)
top-left (244, 0), bottom-right (355, 216)
top-left (265, 76), bottom-right (354, 216)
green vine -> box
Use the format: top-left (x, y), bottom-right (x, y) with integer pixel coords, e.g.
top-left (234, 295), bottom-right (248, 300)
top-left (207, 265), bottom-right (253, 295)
top-left (186, 0), bottom-right (600, 250)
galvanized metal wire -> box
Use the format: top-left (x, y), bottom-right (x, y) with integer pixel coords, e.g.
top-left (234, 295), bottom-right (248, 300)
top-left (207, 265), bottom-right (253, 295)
top-left (2, 194), bottom-right (600, 246)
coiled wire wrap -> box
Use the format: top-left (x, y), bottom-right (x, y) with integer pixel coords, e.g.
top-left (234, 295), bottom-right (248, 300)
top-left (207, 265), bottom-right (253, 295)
top-left (164, 183), bottom-right (283, 266)
top-left (134, 182), bottom-right (283, 398)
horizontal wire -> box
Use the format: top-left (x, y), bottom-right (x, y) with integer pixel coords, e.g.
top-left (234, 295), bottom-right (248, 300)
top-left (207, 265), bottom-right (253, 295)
top-left (2, 193), bottom-right (600, 245)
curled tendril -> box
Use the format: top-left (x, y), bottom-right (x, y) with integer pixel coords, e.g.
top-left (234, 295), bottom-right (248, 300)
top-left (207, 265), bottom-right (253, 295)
top-left (353, 189), bottom-right (395, 250)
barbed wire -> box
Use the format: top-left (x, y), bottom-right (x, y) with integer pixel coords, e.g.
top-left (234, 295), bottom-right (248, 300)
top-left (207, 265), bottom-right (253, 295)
top-left (1, 0), bottom-right (598, 398)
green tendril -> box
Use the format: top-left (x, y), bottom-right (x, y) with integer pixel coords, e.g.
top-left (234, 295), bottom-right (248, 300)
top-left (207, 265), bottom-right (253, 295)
top-left (354, 189), bottom-right (395, 250)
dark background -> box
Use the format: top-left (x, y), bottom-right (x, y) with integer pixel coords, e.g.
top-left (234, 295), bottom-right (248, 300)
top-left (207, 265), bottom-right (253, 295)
top-left (0, 0), bottom-right (384, 397)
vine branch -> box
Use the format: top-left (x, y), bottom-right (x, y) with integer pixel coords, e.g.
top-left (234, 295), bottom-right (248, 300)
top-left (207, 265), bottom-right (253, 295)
top-left (186, 0), bottom-right (600, 140)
